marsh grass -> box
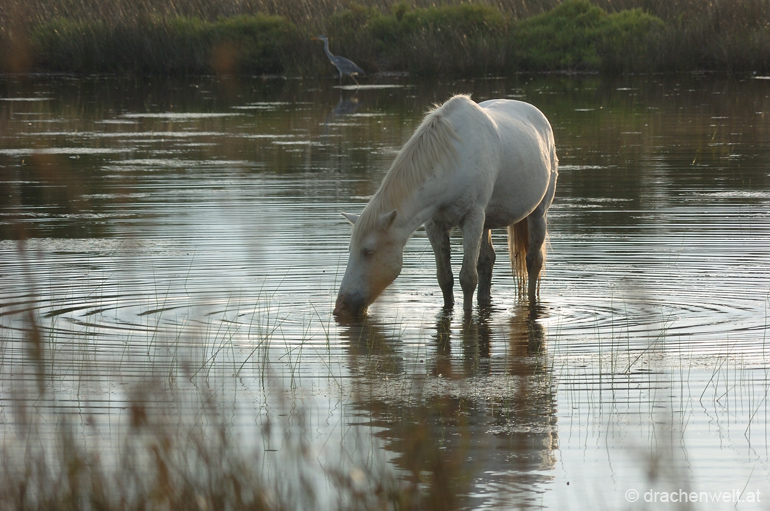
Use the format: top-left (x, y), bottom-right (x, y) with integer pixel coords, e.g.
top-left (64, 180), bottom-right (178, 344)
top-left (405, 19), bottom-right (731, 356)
top-left (26, 14), bottom-right (302, 75)
top-left (2, 251), bottom-right (496, 511)
top-left (4, 275), bottom-right (768, 510)
top-left (2, 0), bottom-right (768, 75)
top-left (0, 296), bottom-right (419, 511)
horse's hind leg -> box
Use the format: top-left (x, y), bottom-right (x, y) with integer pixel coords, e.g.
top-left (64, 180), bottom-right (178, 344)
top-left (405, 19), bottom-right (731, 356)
top-left (459, 208), bottom-right (485, 311)
top-left (477, 229), bottom-right (495, 303)
top-left (526, 215), bottom-right (547, 302)
top-left (426, 220), bottom-right (454, 309)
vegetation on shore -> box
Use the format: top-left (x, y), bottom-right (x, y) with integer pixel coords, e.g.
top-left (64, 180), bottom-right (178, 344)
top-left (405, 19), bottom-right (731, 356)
top-left (1, 0), bottom-right (769, 76)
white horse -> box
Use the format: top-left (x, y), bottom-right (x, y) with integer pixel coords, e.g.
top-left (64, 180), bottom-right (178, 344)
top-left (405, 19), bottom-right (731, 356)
top-left (333, 94), bottom-right (558, 316)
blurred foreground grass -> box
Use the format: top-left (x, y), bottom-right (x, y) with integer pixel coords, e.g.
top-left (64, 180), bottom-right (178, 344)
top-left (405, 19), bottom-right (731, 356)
top-left (0, 284), bottom-right (483, 511)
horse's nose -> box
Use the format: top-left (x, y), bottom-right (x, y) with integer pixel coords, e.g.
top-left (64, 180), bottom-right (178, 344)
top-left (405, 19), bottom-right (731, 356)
top-left (333, 300), bottom-right (353, 317)
top-left (333, 294), bottom-right (366, 317)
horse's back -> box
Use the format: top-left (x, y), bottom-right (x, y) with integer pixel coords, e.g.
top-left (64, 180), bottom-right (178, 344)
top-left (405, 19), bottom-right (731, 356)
top-left (476, 98), bottom-right (558, 228)
top-left (438, 95), bottom-right (499, 144)
top-left (414, 95), bottom-right (557, 228)
top-left (478, 99), bottom-right (554, 148)
top-left (448, 97), bottom-right (555, 170)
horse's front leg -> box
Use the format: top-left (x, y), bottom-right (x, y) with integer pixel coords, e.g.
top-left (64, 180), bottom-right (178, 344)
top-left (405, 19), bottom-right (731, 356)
top-left (477, 228), bottom-right (495, 303)
top-left (459, 209), bottom-right (485, 312)
top-left (425, 220), bottom-right (454, 309)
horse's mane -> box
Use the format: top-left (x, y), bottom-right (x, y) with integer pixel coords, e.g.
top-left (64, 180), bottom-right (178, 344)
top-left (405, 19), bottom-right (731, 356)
top-left (351, 95), bottom-right (467, 246)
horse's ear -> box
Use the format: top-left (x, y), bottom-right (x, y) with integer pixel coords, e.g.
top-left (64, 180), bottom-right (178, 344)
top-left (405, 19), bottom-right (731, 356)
top-left (379, 210), bottom-right (397, 230)
top-left (341, 212), bottom-right (360, 225)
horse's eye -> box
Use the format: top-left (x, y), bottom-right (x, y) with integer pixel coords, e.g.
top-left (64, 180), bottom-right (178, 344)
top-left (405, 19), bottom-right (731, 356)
top-left (362, 248), bottom-right (375, 257)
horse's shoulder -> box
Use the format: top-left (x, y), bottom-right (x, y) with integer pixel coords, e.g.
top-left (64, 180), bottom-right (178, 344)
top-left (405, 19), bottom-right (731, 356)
top-left (432, 94), bottom-right (479, 119)
top-left (432, 95), bottom-right (498, 133)
top-left (436, 93), bottom-right (472, 108)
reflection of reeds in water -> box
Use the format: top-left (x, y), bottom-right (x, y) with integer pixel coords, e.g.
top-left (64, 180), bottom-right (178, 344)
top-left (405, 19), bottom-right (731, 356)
top-left (550, 295), bottom-right (770, 508)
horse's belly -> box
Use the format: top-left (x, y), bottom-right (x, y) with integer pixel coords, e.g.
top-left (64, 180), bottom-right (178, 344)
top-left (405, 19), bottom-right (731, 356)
top-left (430, 173), bottom-right (547, 230)
top-left (483, 176), bottom-right (548, 228)
top-left (483, 203), bottom-right (530, 229)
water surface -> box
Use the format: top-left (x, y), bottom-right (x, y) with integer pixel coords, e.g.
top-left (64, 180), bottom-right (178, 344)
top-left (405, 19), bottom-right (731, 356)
top-left (1, 74), bottom-right (769, 509)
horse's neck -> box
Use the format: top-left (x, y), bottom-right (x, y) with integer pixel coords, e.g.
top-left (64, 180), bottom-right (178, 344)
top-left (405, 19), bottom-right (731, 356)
top-left (391, 176), bottom-right (444, 238)
top-left (401, 202), bottom-right (438, 236)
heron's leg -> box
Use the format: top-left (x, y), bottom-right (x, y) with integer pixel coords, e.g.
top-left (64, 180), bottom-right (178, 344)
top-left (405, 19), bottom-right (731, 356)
top-left (459, 208), bottom-right (485, 312)
top-left (477, 228), bottom-right (495, 303)
top-left (425, 220), bottom-right (454, 309)
top-left (526, 215), bottom-right (547, 302)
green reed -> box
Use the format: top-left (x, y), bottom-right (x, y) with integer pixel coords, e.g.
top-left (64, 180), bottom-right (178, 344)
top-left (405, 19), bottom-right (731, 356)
top-left (2, 0), bottom-right (769, 75)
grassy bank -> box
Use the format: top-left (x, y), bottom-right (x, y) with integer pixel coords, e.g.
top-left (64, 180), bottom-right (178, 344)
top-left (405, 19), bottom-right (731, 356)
top-left (2, 0), bottom-right (769, 76)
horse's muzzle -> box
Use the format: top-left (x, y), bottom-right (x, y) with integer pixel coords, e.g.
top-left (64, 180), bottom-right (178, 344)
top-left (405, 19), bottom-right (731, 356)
top-left (333, 294), bottom-right (367, 318)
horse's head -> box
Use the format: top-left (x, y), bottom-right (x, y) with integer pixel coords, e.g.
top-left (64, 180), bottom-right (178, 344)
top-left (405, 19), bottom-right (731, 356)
top-left (334, 209), bottom-right (403, 317)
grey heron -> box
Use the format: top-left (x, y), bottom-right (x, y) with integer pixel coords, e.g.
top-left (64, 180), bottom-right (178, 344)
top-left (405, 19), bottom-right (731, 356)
top-left (312, 35), bottom-right (365, 86)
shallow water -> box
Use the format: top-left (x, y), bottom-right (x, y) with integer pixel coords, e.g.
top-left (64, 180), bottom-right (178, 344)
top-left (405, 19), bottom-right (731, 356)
top-left (1, 74), bottom-right (769, 509)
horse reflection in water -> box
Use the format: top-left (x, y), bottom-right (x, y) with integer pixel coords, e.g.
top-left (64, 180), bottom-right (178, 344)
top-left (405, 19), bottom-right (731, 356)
top-left (334, 94), bottom-right (558, 317)
top-left (338, 305), bottom-right (556, 509)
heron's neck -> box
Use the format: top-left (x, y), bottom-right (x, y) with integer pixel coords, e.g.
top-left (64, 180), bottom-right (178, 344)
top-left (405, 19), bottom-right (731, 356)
top-left (323, 39), bottom-right (335, 60)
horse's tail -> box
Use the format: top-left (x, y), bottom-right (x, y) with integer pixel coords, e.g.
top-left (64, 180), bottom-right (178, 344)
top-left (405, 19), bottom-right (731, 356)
top-left (508, 219), bottom-right (529, 296)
